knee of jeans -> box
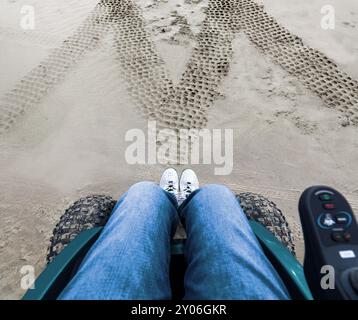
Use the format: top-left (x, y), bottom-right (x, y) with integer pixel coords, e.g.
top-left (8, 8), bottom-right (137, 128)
top-left (127, 181), bottom-right (172, 207)
top-left (125, 181), bottom-right (175, 220)
top-left (128, 181), bottom-right (159, 193)
top-left (200, 184), bottom-right (235, 199)
top-left (193, 184), bottom-right (249, 229)
top-left (194, 184), bottom-right (240, 215)
top-left (125, 181), bottom-right (163, 204)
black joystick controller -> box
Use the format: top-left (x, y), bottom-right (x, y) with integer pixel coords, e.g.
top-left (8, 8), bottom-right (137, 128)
top-left (299, 186), bottom-right (358, 300)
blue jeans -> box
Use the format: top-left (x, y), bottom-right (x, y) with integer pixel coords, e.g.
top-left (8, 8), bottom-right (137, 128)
top-left (59, 182), bottom-right (290, 300)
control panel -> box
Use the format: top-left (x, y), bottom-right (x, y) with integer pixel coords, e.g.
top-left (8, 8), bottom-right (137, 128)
top-left (299, 186), bottom-right (358, 299)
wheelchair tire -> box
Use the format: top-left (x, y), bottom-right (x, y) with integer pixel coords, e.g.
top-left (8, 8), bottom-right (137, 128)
top-left (237, 192), bottom-right (296, 255)
top-left (47, 195), bottom-right (116, 263)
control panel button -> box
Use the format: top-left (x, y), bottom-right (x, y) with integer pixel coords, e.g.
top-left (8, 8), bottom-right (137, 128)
top-left (323, 203), bottom-right (335, 210)
top-left (336, 213), bottom-right (350, 225)
top-left (319, 193), bottom-right (334, 201)
top-left (349, 269), bottom-right (358, 294)
top-left (332, 232), bottom-right (344, 242)
top-left (318, 213), bottom-right (336, 229)
top-left (344, 232), bottom-right (352, 242)
top-left (339, 250), bottom-right (356, 259)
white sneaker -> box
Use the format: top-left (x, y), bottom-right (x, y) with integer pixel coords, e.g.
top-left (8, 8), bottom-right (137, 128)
top-left (160, 168), bottom-right (179, 197)
top-left (179, 169), bottom-right (199, 200)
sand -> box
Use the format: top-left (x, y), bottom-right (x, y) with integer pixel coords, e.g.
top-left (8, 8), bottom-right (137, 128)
top-left (0, 0), bottom-right (358, 299)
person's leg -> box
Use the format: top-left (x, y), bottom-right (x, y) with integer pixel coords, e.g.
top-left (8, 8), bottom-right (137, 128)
top-left (180, 184), bottom-right (290, 300)
top-left (59, 181), bottom-right (179, 300)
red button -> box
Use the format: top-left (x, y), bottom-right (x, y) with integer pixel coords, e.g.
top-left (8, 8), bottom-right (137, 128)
top-left (344, 233), bottom-right (352, 242)
top-left (331, 232), bottom-right (344, 242)
top-left (323, 203), bottom-right (335, 210)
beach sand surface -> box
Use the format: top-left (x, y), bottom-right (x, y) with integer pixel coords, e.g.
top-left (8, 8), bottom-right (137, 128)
top-left (0, 0), bottom-right (357, 299)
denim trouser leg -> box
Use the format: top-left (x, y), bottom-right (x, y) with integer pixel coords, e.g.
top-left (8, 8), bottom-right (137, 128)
top-left (59, 181), bottom-right (178, 300)
top-left (180, 184), bottom-right (290, 300)
top-left (59, 182), bottom-right (290, 300)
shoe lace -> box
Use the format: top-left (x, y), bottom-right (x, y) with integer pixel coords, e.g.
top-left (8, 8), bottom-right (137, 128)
top-left (165, 180), bottom-right (176, 193)
top-left (183, 181), bottom-right (192, 196)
